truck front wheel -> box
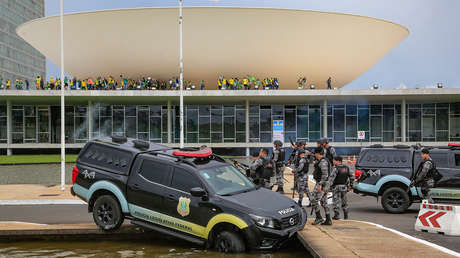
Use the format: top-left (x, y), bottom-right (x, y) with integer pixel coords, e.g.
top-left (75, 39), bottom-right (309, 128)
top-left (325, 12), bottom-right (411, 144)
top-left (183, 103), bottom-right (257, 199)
top-left (381, 187), bottom-right (410, 214)
top-left (92, 195), bottom-right (124, 231)
top-left (214, 230), bottom-right (246, 253)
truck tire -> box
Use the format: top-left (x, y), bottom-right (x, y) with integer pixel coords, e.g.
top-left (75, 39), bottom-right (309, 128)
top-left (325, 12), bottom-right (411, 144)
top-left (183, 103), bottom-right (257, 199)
top-left (214, 230), bottom-right (246, 253)
top-left (381, 187), bottom-right (410, 214)
top-left (92, 195), bottom-right (124, 231)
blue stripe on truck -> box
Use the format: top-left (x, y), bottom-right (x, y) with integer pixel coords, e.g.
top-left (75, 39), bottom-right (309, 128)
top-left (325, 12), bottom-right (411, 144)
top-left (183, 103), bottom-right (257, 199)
top-left (74, 181), bottom-right (130, 213)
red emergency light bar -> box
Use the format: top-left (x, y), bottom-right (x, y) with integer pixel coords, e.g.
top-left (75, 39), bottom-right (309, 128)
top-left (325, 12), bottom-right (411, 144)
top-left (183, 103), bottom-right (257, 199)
top-left (448, 143), bottom-right (460, 147)
top-left (173, 147), bottom-right (212, 158)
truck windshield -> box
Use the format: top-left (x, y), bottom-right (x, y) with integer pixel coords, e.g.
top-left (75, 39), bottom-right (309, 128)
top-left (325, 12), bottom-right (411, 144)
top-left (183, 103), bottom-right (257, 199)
top-left (199, 165), bottom-right (255, 196)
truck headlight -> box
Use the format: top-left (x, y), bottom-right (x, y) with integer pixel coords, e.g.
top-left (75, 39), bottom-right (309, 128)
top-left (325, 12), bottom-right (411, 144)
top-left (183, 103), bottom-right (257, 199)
top-left (250, 214), bottom-right (276, 229)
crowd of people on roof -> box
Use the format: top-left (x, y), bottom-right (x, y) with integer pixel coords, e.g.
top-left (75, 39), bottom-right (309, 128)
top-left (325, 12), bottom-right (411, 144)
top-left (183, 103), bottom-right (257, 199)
top-left (0, 74), bottom-right (334, 90)
top-left (217, 76), bottom-right (279, 90)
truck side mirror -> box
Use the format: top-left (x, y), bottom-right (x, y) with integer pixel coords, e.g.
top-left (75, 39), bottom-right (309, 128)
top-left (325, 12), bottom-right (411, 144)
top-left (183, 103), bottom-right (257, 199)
top-left (190, 187), bottom-right (207, 198)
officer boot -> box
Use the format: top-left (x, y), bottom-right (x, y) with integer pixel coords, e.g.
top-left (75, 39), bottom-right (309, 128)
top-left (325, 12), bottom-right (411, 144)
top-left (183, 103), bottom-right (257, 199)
top-left (321, 214), bottom-right (333, 226)
top-left (332, 211), bottom-right (340, 220)
top-left (312, 212), bottom-right (323, 225)
top-left (277, 186), bottom-right (284, 194)
top-left (343, 210), bottom-right (349, 220)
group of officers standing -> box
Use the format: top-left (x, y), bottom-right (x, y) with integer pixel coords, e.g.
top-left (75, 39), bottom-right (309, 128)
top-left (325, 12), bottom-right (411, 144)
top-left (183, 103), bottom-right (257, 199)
top-left (246, 138), bottom-right (354, 226)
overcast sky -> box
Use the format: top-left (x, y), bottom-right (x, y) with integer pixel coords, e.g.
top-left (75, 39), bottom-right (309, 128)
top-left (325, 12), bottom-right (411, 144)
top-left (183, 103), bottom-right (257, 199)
top-left (44, 0), bottom-right (460, 89)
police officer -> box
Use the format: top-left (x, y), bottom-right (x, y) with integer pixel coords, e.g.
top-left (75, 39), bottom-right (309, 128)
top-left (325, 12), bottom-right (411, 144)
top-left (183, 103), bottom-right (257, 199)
top-left (410, 148), bottom-right (436, 203)
top-left (272, 140), bottom-right (286, 193)
top-left (324, 139), bottom-right (336, 164)
top-left (250, 148), bottom-right (271, 189)
top-left (295, 149), bottom-right (310, 207)
top-left (311, 147), bottom-right (332, 225)
top-left (329, 156), bottom-right (354, 220)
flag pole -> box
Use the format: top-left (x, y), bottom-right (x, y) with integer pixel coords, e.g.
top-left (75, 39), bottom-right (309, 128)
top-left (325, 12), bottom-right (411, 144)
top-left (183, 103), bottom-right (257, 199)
top-left (179, 0), bottom-right (184, 149)
top-left (60, 0), bottom-right (66, 191)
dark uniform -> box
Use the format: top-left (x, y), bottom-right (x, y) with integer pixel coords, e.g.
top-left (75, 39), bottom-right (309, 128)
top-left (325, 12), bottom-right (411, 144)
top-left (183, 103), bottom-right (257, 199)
top-left (295, 150), bottom-right (310, 206)
top-left (250, 156), bottom-right (271, 189)
top-left (272, 144), bottom-right (286, 191)
top-left (329, 164), bottom-right (354, 219)
top-left (312, 157), bottom-right (331, 225)
top-left (413, 157), bottom-right (435, 203)
top-left (325, 145), bottom-right (336, 164)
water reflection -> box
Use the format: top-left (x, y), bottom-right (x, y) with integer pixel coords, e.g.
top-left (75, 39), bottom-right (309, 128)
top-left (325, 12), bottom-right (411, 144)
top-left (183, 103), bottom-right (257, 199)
top-left (0, 238), bottom-right (308, 258)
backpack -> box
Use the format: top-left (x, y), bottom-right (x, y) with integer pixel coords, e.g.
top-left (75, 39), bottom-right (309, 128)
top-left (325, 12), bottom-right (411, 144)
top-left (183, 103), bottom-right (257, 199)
top-left (428, 162), bottom-right (443, 183)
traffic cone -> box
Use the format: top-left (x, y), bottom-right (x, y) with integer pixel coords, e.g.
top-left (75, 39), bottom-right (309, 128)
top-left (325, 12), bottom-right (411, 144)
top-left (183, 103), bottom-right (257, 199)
top-left (353, 155), bottom-right (357, 165)
top-left (347, 156), bottom-right (351, 164)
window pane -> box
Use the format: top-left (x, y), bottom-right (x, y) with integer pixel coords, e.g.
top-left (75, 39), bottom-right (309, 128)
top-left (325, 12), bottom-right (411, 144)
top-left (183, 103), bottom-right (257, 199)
top-left (224, 106), bottom-right (234, 116)
top-left (39, 110), bottom-right (49, 133)
top-left (150, 117), bottom-right (161, 139)
top-left (125, 106), bottom-right (136, 117)
top-left (409, 109), bottom-right (421, 131)
top-left (333, 108), bottom-right (345, 131)
top-left (75, 116), bottom-right (88, 140)
top-left (346, 116), bottom-right (357, 138)
top-left (224, 117), bottom-right (235, 139)
top-left (25, 117), bottom-right (36, 139)
top-left (260, 109), bottom-right (271, 131)
top-left (211, 132), bottom-right (222, 143)
top-left (140, 159), bottom-right (171, 185)
top-left (250, 119), bottom-right (259, 139)
top-left (199, 105), bottom-right (210, 116)
top-left (371, 105), bottom-right (382, 115)
top-left (436, 108), bottom-right (448, 131)
top-left (113, 110), bottom-right (124, 133)
top-left (0, 117), bottom-right (6, 139)
top-left (358, 109), bottom-right (369, 131)
top-left (138, 110), bottom-right (149, 133)
top-left (371, 116), bottom-right (382, 137)
top-left (309, 106), bottom-right (320, 131)
top-left (285, 109), bottom-right (296, 132)
top-left (125, 117), bottom-right (136, 138)
top-left (297, 105), bottom-right (308, 116)
top-left (333, 132), bottom-right (345, 142)
top-left (383, 109), bottom-right (394, 131)
top-left (149, 106), bottom-right (161, 117)
top-left (235, 110), bottom-right (245, 132)
top-left (346, 105), bottom-right (357, 116)
top-left (199, 116), bottom-right (210, 140)
top-left (171, 168), bottom-right (202, 193)
top-left (12, 110), bottom-right (23, 132)
top-left (450, 116), bottom-right (460, 139)
top-left (423, 116), bottom-right (435, 138)
top-left (211, 109), bottom-right (222, 132)
top-left (186, 109), bottom-right (198, 133)
top-left (297, 116), bottom-right (308, 138)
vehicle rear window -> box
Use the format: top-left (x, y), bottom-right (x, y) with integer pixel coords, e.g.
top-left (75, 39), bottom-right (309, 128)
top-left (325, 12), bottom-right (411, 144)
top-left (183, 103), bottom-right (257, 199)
top-left (170, 168), bottom-right (202, 193)
top-left (139, 159), bottom-right (171, 185)
top-left (78, 143), bottom-right (132, 174)
top-left (358, 149), bottom-right (411, 168)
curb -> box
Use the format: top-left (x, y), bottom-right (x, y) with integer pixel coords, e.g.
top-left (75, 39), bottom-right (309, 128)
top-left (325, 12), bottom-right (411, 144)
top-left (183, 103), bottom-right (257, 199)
top-left (0, 224), bottom-right (154, 241)
top-left (296, 232), bottom-right (320, 258)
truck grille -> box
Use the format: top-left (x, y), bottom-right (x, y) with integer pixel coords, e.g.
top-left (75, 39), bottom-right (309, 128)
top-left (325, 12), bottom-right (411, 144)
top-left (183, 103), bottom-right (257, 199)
top-left (281, 213), bottom-right (299, 229)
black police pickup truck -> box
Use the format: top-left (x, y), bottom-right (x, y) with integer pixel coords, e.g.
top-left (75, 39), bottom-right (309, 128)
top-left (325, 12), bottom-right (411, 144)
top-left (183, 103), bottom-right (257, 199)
top-left (71, 136), bottom-right (306, 253)
top-left (354, 144), bottom-right (460, 213)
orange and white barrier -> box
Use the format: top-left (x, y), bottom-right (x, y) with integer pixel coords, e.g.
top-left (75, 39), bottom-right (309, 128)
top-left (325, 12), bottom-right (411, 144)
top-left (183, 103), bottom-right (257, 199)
top-left (415, 200), bottom-right (460, 236)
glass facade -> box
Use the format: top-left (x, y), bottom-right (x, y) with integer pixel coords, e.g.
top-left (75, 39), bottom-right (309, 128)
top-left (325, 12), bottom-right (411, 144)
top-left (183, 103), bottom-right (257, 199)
top-left (0, 0), bottom-right (46, 84)
top-left (2, 102), bottom-right (460, 145)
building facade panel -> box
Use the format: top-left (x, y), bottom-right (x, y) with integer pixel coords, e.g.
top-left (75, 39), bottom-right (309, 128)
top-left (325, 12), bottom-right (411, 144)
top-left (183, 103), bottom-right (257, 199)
top-left (2, 102), bottom-right (460, 147)
top-left (0, 0), bottom-right (46, 86)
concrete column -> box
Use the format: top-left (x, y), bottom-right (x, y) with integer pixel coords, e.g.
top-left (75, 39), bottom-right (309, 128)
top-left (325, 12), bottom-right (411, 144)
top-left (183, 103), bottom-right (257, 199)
top-left (245, 99), bottom-right (250, 156)
top-left (6, 99), bottom-right (12, 156)
top-left (88, 100), bottom-right (93, 140)
top-left (323, 99), bottom-right (328, 139)
top-left (167, 100), bottom-right (172, 143)
top-left (402, 98), bottom-right (406, 143)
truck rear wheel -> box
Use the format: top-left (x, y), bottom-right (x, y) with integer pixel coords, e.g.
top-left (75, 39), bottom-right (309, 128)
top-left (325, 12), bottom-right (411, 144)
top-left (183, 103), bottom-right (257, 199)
top-left (214, 230), bottom-right (246, 253)
top-left (92, 195), bottom-right (124, 231)
top-left (381, 187), bottom-right (410, 214)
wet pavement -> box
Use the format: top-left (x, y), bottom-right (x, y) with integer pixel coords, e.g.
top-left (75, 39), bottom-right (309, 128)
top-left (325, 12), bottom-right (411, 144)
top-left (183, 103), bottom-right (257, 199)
top-left (0, 238), bottom-right (308, 258)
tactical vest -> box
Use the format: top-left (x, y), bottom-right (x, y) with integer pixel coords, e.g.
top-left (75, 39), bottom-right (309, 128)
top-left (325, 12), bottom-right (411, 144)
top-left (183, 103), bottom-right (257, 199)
top-left (298, 158), bottom-right (309, 175)
top-left (276, 148), bottom-right (285, 166)
top-left (333, 165), bottom-right (349, 186)
top-left (415, 159), bottom-right (436, 180)
top-left (325, 147), bottom-right (333, 164)
top-left (313, 157), bottom-right (330, 182)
